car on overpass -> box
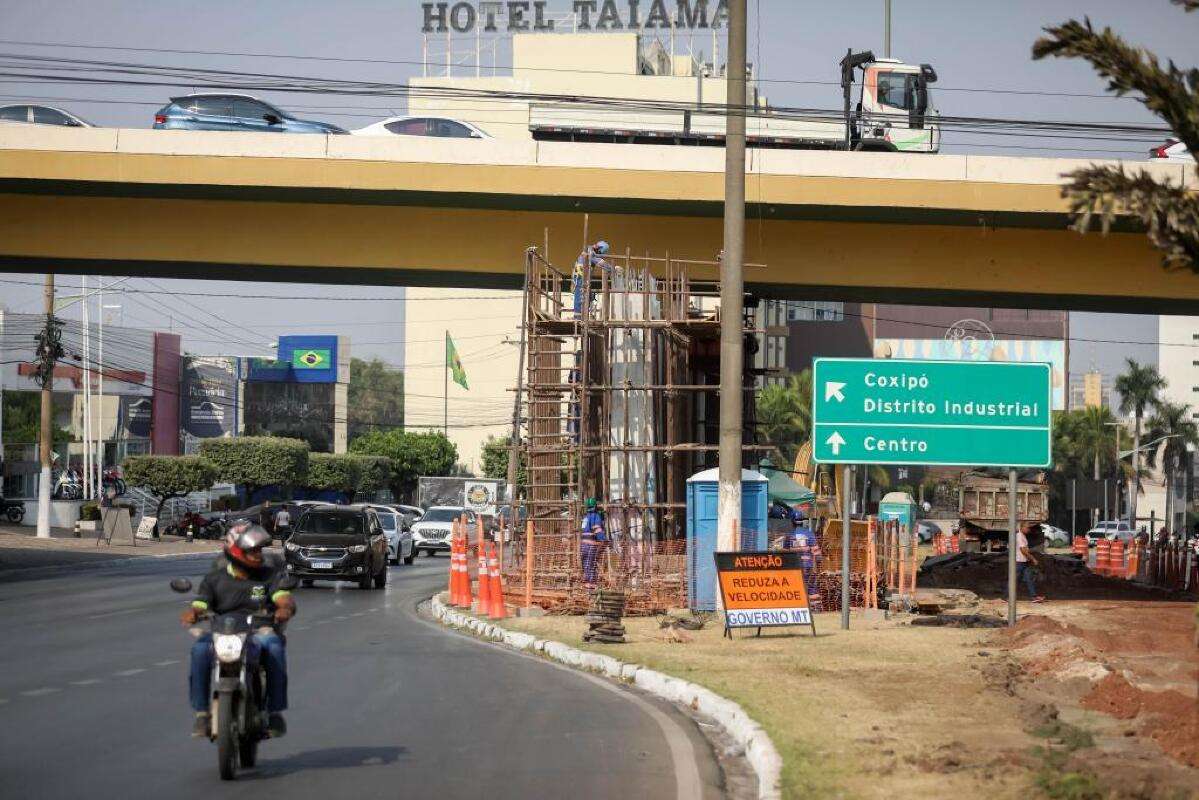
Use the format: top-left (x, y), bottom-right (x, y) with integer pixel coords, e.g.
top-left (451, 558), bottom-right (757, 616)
top-left (1149, 138), bottom-right (1193, 162)
top-left (352, 115), bottom-right (489, 139)
top-left (0, 104), bottom-right (93, 127)
top-left (153, 93), bottom-right (348, 134)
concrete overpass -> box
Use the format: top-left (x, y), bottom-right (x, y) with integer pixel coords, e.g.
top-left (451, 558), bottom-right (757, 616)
top-left (0, 125), bottom-right (1195, 312)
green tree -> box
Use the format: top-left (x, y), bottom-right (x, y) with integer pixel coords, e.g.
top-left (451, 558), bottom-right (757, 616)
top-left (755, 370), bottom-right (812, 463)
top-left (198, 436), bottom-right (309, 500)
top-left (1114, 359), bottom-right (1167, 524)
top-left (1, 392), bottom-right (71, 445)
top-left (349, 429), bottom-right (458, 498)
top-left (304, 453), bottom-right (363, 499)
top-left (347, 358), bottom-right (405, 444)
top-left (122, 455), bottom-right (217, 534)
top-left (1033, 2), bottom-right (1199, 273)
top-left (350, 454), bottom-right (394, 495)
top-left (1145, 401), bottom-right (1199, 532)
top-left (480, 435), bottom-right (525, 487)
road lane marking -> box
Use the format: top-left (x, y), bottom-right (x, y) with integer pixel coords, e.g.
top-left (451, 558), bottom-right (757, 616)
top-left (87, 608), bottom-right (138, 620)
top-left (20, 688), bottom-right (60, 697)
top-left (113, 669), bottom-right (145, 677)
top-left (153, 660), bottom-right (180, 667)
top-left (70, 679), bottom-right (102, 686)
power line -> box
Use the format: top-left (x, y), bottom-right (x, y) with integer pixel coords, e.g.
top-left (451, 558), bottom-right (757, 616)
top-left (0, 37), bottom-right (1142, 100)
top-left (0, 50), bottom-right (1172, 143)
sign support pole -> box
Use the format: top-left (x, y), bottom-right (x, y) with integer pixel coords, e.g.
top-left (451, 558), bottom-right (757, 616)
top-left (841, 463), bottom-right (852, 630)
top-left (1007, 467), bottom-right (1018, 627)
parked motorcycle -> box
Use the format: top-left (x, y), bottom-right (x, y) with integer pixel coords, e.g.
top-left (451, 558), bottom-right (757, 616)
top-left (165, 511), bottom-right (226, 540)
top-left (1, 496), bottom-right (25, 523)
top-left (170, 576), bottom-right (282, 780)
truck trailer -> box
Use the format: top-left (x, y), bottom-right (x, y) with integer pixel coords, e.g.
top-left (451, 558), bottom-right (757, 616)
top-left (956, 470), bottom-right (1050, 551)
top-left (529, 49), bottom-right (940, 153)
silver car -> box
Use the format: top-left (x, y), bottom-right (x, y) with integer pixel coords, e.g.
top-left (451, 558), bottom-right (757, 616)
top-left (367, 504), bottom-right (415, 565)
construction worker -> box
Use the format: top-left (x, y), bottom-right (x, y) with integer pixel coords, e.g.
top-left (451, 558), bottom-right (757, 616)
top-left (572, 240), bottom-right (611, 318)
top-left (580, 497), bottom-right (606, 587)
top-left (784, 508), bottom-right (822, 607)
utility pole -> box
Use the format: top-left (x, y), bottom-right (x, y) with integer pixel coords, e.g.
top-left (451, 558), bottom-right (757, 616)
top-left (883, 0), bottom-right (892, 58)
top-left (36, 273), bottom-right (58, 538)
top-left (717, 0), bottom-right (747, 564)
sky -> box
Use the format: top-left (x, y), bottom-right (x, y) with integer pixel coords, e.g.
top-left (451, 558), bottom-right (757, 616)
top-left (0, 0), bottom-right (1193, 372)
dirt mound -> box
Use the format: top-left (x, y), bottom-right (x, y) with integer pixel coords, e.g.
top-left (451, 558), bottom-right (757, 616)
top-left (1082, 673), bottom-right (1199, 768)
top-left (919, 552), bottom-right (1189, 601)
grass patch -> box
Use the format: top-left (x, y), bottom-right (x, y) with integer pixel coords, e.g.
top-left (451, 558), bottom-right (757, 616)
top-left (501, 611), bottom-right (1041, 799)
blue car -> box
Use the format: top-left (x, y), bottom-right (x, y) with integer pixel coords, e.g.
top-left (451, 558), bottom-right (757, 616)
top-left (153, 93), bottom-right (347, 134)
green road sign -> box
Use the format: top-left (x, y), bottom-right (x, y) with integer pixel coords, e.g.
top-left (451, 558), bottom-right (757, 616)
top-left (812, 358), bottom-right (1052, 467)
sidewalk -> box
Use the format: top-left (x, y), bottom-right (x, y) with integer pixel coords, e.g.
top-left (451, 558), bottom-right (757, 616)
top-left (0, 523), bottom-right (221, 572)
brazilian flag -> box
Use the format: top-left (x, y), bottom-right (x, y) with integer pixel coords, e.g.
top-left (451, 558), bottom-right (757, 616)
top-left (446, 333), bottom-right (468, 389)
top-left (293, 348), bottom-right (331, 370)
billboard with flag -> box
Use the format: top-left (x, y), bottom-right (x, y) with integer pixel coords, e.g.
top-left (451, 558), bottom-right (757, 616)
top-left (278, 335), bottom-right (339, 383)
top-left (446, 333), bottom-right (469, 390)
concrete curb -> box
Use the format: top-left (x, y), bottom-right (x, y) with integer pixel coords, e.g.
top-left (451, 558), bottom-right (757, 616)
top-left (430, 595), bottom-right (783, 800)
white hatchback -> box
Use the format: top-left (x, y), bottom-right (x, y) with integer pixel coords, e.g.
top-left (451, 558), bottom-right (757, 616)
top-left (367, 505), bottom-right (415, 565)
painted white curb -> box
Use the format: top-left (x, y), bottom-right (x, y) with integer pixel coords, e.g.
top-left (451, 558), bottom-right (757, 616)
top-left (431, 595), bottom-right (783, 800)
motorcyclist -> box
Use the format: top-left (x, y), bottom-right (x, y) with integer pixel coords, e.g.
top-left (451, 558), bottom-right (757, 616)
top-left (181, 523), bottom-right (295, 738)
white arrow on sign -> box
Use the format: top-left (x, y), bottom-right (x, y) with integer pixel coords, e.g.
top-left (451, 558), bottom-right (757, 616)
top-left (826, 431), bottom-right (846, 455)
top-left (824, 381), bottom-right (846, 403)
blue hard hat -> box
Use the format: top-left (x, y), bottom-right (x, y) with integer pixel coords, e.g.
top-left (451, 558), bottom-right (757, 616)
top-left (593, 240), bottom-right (610, 254)
top-left (789, 508), bottom-right (805, 523)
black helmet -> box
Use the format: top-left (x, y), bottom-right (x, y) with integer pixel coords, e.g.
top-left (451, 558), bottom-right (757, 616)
top-left (224, 522), bottom-right (271, 569)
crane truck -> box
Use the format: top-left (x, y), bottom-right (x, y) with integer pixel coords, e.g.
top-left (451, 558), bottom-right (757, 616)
top-left (529, 49), bottom-right (940, 153)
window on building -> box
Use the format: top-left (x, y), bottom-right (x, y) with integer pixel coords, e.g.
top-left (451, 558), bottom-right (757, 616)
top-left (786, 301), bottom-right (844, 322)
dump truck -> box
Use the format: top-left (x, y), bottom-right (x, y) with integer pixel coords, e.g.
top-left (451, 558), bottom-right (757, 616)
top-left (956, 470), bottom-right (1049, 551)
top-left (530, 49), bottom-right (940, 153)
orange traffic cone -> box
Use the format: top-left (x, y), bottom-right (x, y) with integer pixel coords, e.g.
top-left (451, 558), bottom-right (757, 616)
top-left (452, 532), bottom-right (468, 607)
top-left (487, 541), bottom-right (507, 619)
top-left (447, 531), bottom-right (458, 605)
top-left (474, 538), bottom-right (491, 616)
top-left (1094, 539), bottom-right (1111, 576)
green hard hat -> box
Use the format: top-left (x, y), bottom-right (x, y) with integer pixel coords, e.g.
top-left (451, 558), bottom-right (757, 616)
top-left (585, 497), bottom-right (598, 509)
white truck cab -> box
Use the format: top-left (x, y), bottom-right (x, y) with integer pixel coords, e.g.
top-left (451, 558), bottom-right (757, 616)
top-left (842, 51), bottom-right (940, 153)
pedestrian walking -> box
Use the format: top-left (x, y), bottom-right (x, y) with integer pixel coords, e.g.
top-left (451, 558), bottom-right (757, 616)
top-left (1017, 522), bottom-right (1046, 603)
top-left (580, 497), bottom-right (606, 587)
top-left (274, 506), bottom-right (292, 541)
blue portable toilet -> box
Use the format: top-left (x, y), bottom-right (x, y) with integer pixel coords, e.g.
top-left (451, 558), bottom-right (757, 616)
top-left (686, 467), bottom-right (769, 611)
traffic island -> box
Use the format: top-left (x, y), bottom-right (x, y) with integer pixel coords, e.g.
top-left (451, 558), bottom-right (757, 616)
top-left (430, 596), bottom-right (1074, 800)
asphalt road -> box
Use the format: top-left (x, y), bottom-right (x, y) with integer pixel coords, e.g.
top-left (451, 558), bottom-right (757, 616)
top-left (0, 554), bottom-right (723, 799)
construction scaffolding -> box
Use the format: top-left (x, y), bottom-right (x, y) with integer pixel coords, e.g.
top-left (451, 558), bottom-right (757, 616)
top-left (504, 241), bottom-right (768, 614)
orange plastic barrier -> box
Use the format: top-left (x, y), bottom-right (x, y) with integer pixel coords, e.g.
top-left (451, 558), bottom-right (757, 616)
top-left (950, 534), bottom-right (960, 553)
top-left (1125, 542), bottom-right (1139, 580)
top-left (1094, 539), bottom-right (1111, 576)
top-left (1072, 536), bottom-right (1088, 558)
top-left (1109, 540), bottom-right (1126, 579)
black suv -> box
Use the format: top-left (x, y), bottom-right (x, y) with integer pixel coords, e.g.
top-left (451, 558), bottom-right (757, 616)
top-left (283, 504), bottom-right (389, 589)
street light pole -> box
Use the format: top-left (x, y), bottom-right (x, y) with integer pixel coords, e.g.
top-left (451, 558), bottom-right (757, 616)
top-left (37, 273), bottom-right (55, 539)
top-left (717, 0), bottom-right (747, 567)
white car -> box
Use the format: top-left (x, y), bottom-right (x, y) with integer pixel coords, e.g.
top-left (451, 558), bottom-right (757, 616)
top-left (352, 116), bottom-right (489, 139)
top-left (1040, 524), bottom-right (1070, 548)
top-left (1149, 139), bottom-right (1193, 163)
top-left (411, 506), bottom-right (477, 557)
top-left (366, 504), bottom-right (415, 565)
top-left (0, 104), bottom-right (93, 127)
top-left (1085, 520), bottom-right (1133, 545)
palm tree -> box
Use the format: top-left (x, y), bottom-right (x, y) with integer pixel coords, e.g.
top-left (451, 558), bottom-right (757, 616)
top-left (755, 369), bottom-right (812, 462)
top-left (1114, 359), bottom-right (1167, 526)
top-left (1145, 401), bottom-right (1199, 533)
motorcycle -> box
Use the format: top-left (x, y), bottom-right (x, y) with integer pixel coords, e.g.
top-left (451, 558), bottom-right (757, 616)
top-left (165, 511), bottom-right (226, 540)
top-left (100, 466), bottom-right (126, 497)
top-left (1, 496), bottom-right (25, 523)
top-left (170, 576), bottom-right (284, 780)
top-left (52, 468), bottom-right (82, 500)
